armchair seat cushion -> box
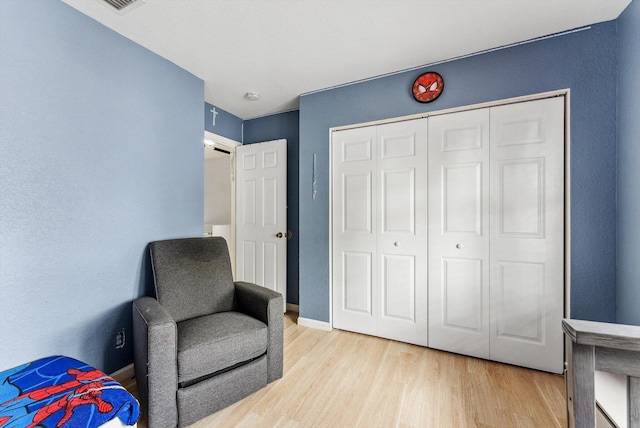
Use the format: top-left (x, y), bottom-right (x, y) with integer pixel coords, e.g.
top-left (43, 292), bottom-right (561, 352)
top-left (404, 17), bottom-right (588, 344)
top-left (177, 311), bottom-right (268, 386)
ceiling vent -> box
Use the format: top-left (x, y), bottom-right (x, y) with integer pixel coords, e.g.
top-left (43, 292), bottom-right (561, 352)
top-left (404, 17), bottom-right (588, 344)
top-left (100, 0), bottom-right (144, 15)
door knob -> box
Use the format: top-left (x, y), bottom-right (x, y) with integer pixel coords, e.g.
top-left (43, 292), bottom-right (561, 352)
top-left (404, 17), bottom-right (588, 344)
top-left (456, 243), bottom-right (463, 249)
top-left (276, 232), bottom-right (283, 238)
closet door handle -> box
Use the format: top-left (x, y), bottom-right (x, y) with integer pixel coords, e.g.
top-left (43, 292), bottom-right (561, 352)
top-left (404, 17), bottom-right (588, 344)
top-left (276, 232), bottom-right (283, 238)
top-left (456, 243), bottom-right (463, 249)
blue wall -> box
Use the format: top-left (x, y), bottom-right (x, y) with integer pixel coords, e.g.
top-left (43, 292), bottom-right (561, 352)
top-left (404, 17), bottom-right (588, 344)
top-left (204, 102), bottom-right (243, 142)
top-left (0, 0), bottom-right (632, 377)
top-left (617, 0), bottom-right (640, 326)
top-left (299, 22), bottom-right (619, 323)
top-left (244, 111), bottom-right (300, 305)
top-left (0, 0), bottom-right (204, 373)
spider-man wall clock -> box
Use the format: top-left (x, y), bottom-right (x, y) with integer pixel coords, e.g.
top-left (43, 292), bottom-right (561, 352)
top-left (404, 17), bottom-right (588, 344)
top-left (412, 72), bottom-right (444, 103)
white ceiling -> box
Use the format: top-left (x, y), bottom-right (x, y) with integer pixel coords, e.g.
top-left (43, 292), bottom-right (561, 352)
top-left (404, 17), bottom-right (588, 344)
top-left (62, 0), bottom-right (631, 120)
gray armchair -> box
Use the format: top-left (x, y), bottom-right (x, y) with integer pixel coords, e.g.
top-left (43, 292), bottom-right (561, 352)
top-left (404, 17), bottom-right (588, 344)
top-left (132, 237), bottom-right (283, 428)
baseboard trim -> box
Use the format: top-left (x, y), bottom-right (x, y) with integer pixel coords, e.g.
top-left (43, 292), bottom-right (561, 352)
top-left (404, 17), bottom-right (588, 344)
top-left (110, 363), bottom-right (135, 383)
top-left (286, 303), bottom-right (299, 313)
top-left (297, 317), bottom-right (332, 331)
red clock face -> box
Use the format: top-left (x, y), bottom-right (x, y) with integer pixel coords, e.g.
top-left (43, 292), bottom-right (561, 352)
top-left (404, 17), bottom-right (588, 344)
top-left (412, 72), bottom-right (444, 103)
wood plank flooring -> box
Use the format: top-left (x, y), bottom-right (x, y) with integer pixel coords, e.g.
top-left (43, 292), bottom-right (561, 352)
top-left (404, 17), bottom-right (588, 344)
top-left (125, 312), bottom-right (567, 428)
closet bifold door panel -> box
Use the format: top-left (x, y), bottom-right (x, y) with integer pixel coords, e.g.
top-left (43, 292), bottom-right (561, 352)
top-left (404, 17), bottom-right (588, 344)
top-left (376, 120), bottom-right (428, 345)
top-left (332, 125), bottom-right (378, 337)
top-left (332, 119), bottom-right (428, 346)
top-left (488, 98), bottom-right (565, 374)
top-left (428, 97), bottom-right (565, 374)
top-left (427, 108), bottom-right (491, 360)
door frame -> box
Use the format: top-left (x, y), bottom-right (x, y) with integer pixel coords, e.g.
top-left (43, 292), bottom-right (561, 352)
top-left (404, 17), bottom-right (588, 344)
top-left (204, 130), bottom-right (240, 277)
top-left (328, 89), bottom-right (572, 330)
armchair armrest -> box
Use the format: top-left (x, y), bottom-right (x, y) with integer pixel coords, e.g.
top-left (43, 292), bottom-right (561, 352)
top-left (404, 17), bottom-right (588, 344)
top-left (234, 281), bottom-right (284, 383)
top-left (132, 296), bottom-right (178, 428)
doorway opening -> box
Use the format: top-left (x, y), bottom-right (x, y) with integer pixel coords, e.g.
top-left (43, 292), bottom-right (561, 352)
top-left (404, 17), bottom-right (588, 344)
top-left (204, 131), bottom-right (240, 276)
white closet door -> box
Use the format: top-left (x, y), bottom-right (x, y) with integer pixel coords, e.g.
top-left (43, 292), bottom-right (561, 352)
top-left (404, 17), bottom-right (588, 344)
top-left (428, 97), bottom-right (565, 373)
top-left (428, 109), bottom-right (491, 359)
top-left (332, 126), bottom-right (378, 337)
top-left (489, 97), bottom-right (565, 374)
top-left (332, 119), bottom-right (428, 346)
top-left (376, 120), bottom-right (427, 346)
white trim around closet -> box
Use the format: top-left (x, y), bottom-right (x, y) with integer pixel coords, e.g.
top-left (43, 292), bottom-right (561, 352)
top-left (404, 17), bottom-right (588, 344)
top-left (332, 89), bottom-right (570, 132)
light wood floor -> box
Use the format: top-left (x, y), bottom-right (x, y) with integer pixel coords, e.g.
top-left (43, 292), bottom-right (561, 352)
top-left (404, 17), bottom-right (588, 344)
top-left (125, 312), bottom-right (567, 428)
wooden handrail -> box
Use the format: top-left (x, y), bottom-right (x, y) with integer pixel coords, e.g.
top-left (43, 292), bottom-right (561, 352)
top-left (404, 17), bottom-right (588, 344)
top-left (562, 319), bottom-right (640, 428)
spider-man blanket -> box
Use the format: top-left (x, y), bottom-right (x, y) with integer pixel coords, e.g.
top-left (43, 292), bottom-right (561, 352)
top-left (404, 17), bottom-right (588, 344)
top-left (0, 356), bottom-right (139, 427)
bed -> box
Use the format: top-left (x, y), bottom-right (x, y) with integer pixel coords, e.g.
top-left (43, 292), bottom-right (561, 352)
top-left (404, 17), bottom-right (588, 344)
top-left (0, 355), bottom-right (139, 428)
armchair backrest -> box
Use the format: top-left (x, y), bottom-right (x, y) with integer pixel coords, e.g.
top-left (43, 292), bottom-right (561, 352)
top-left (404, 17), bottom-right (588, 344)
top-left (149, 237), bottom-right (235, 322)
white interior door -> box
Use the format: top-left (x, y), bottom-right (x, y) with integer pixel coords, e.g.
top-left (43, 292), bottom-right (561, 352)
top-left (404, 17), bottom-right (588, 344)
top-left (489, 97), bottom-right (565, 374)
top-left (236, 139), bottom-right (287, 308)
top-left (428, 109), bottom-right (491, 359)
top-left (332, 119), bottom-right (427, 346)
